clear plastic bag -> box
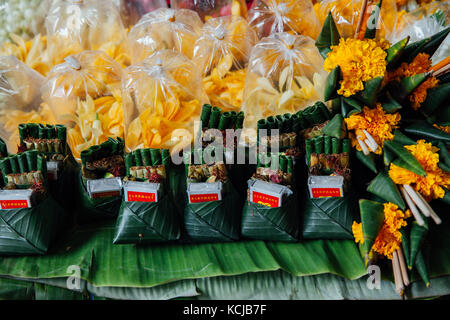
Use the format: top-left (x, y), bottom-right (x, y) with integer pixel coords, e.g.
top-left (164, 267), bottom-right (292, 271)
top-left (390, 2), bottom-right (449, 64)
top-left (45, 0), bottom-right (127, 66)
top-left (241, 32), bottom-right (327, 129)
top-left (247, 0), bottom-right (321, 40)
top-left (193, 15), bottom-right (257, 111)
top-left (128, 8), bottom-right (204, 64)
top-left (112, 0), bottom-right (168, 27)
top-left (313, 0), bottom-right (399, 40)
top-left (171, 0), bottom-right (248, 21)
top-left (41, 51), bottom-right (124, 161)
top-left (0, 56), bottom-right (54, 153)
top-left (122, 49), bottom-right (209, 153)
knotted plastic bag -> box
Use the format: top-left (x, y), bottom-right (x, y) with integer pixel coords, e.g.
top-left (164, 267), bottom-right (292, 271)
top-left (122, 49), bottom-right (209, 154)
top-left (241, 32), bottom-right (327, 130)
top-left (113, 0), bottom-right (168, 27)
top-left (128, 8), bottom-right (203, 64)
top-left (45, 0), bottom-right (128, 66)
top-left (41, 51), bottom-right (124, 161)
top-left (247, 0), bottom-right (321, 40)
top-left (193, 15), bottom-right (257, 111)
top-left (0, 56), bottom-right (55, 153)
top-left (171, 0), bottom-right (248, 21)
top-left (314, 0), bottom-right (399, 40)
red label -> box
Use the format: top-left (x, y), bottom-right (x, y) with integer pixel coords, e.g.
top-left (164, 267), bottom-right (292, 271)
top-left (311, 188), bottom-right (342, 198)
top-left (252, 191), bottom-right (280, 208)
top-left (127, 191), bottom-right (156, 202)
top-left (91, 191), bottom-right (121, 199)
top-left (0, 200), bottom-right (30, 209)
top-left (189, 193), bottom-right (219, 203)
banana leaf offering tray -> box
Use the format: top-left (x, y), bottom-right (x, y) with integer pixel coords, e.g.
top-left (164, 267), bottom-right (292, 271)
top-left (76, 138), bottom-right (125, 224)
top-left (0, 151), bottom-right (66, 255)
top-left (113, 148), bottom-right (181, 244)
top-left (241, 152), bottom-right (299, 242)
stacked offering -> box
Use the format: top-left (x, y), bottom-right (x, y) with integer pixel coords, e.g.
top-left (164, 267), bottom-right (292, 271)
top-left (113, 148), bottom-right (181, 244)
top-left (76, 138), bottom-right (125, 223)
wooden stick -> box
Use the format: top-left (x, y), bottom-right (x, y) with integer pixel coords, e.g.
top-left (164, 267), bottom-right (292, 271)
top-left (392, 250), bottom-right (405, 295)
top-left (400, 185), bottom-right (425, 226)
top-left (357, 136), bottom-right (370, 155)
top-left (403, 184), bottom-right (431, 217)
top-left (433, 63), bottom-right (450, 77)
top-left (396, 249), bottom-right (410, 286)
top-left (414, 189), bottom-right (442, 225)
top-left (355, 0), bottom-right (369, 38)
top-left (431, 56), bottom-right (450, 73)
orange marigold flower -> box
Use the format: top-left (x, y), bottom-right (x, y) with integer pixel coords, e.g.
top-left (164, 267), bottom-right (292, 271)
top-left (372, 203), bottom-right (411, 259)
top-left (345, 104), bottom-right (401, 154)
top-left (324, 38), bottom-right (388, 97)
top-left (389, 140), bottom-right (450, 201)
top-left (434, 124), bottom-right (450, 134)
top-left (410, 77), bottom-right (439, 110)
top-left (352, 221), bottom-right (364, 244)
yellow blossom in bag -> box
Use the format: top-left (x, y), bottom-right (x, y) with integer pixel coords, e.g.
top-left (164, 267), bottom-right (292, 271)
top-left (389, 140), bottom-right (450, 201)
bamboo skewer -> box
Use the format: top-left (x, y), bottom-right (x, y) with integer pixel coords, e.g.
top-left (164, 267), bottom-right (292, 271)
top-left (396, 249), bottom-right (410, 286)
top-left (400, 185), bottom-right (425, 226)
top-left (357, 136), bottom-right (370, 155)
top-left (363, 130), bottom-right (379, 152)
top-left (355, 0), bottom-right (369, 38)
top-left (414, 189), bottom-right (442, 225)
top-left (392, 250), bottom-right (405, 295)
top-left (403, 184), bottom-right (431, 217)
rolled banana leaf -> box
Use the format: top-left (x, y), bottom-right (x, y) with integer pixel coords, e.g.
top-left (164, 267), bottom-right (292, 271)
top-left (241, 192), bottom-right (299, 242)
top-left (404, 121), bottom-right (450, 143)
top-left (315, 11), bottom-right (341, 59)
top-left (401, 27), bottom-right (450, 64)
top-left (208, 107), bottom-right (222, 129)
top-left (437, 141), bottom-right (450, 173)
top-left (400, 227), bottom-right (411, 268)
top-left (359, 199), bottom-right (385, 256)
top-left (415, 249), bottom-right (430, 287)
top-left (324, 66), bottom-right (340, 101)
top-left (200, 104), bottom-right (212, 129)
top-left (386, 37), bottom-right (409, 69)
top-left (355, 150), bottom-right (378, 174)
top-left (367, 171), bottom-right (405, 210)
top-left (235, 112), bottom-right (245, 129)
top-left (322, 114), bottom-right (345, 139)
top-left (302, 194), bottom-right (359, 240)
top-left (420, 83), bottom-right (450, 117)
top-left (384, 140), bottom-right (426, 176)
top-left (355, 76), bottom-right (383, 108)
top-left (183, 184), bottom-right (242, 242)
top-left (113, 193), bottom-right (181, 244)
top-left (0, 138), bottom-right (7, 158)
top-left (409, 219), bottom-right (429, 269)
top-left (75, 172), bottom-right (122, 224)
top-left (0, 195), bottom-right (67, 255)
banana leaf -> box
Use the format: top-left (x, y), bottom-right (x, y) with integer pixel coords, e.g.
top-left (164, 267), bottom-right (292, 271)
top-left (241, 192), bottom-right (299, 242)
top-left (391, 73), bottom-right (429, 102)
top-left (420, 83), bottom-right (450, 117)
top-left (355, 150), bottom-right (378, 173)
top-left (301, 193), bottom-right (358, 240)
top-left (75, 171), bottom-right (122, 224)
top-left (322, 113), bottom-right (346, 139)
top-left (183, 184), bottom-right (243, 242)
top-left (113, 193), bottom-right (181, 244)
top-left (381, 94), bottom-right (402, 113)
top-left (383, 148), bottom-right (396, 166)
top-left (404, 121), bottom-right (450, 143)
top-left (384, 140), bottom-right (426, 176)
top-left (367, 171), bottom-right (405, 209)
top-left (409, 219), bottom-right (429, 269)
top-left (415, 249), bottom-right (430, 287)
top-left (315, 11), bottom-right (341, 59)
top-left (0, 195), bottom-right (66, 255)
top-left (355, 76), bottom-right (383, 107)
top-left (359, 199), bottom-right (385, 256)
top-left (324, 66), bottom-right (341, 101)
top-left (386, 37), bottom-right (409, 68)
top-left (440, 188), bottom-right (450, 205)
top-left (437, 141), bottom-right (450, 173)
top-left (341, 97), bottom-right (362, 118)
top-left (401, 227), bottom-right (411, 268)
top-left (402, 27), bottom-right (450, 63)
top-left (393, 129), bottom-right (416, 145)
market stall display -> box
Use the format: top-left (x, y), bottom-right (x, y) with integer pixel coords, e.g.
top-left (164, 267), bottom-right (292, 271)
top-left (171, 0), bottom-right (248, 21)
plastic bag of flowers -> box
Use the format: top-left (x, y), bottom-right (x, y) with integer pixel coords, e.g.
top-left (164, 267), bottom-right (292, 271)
top-left (0, 56), bottom-right (55, 154)
top-left (113, 148), bottom-right (181, 244)
top-left (247, 0), bottom-right (321, 40)
top-left (112, 0), bottom-right (168, 28)
top-left (240, 150), bottom-right (299, 242)
top-left (193, 15), bottom-right (257, 112)
top-left (313, 0), bottom-right (399, 40)
top-left (171, 0), bottom-right (248, 22)
top-left (127, 8), bottom-right (203, 64)
top-left (241, 32), bottom-right (327, 133)
top-left (44, 0), bottom-right (128, 67)
top-left (75, 137), bottom-right (125, 224)
top-left (183, 145), bottom-right (244, 242)
top-left (297, 102), bottom-right (359, 239)
top-left (15, 123), bottom-right (78, 214)
top-left (41, 51), bottom-right (124, 162)
top-left (0, 150), bottom-right (67, 255)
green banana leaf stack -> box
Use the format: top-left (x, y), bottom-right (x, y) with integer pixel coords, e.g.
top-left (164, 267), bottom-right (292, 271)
top-left (0, 138), bottom-right (7, 188)
top-left (241, 152), bottom-right (299, 242)
top-left (76, 137), bottom-right (125, 224)
top-left (183, 148), bottom-right (243, 243)
top-left (113, 148), bottom-right (181, 244)
top-left (0, 151), bottom-right (67, 255)
top-left (17, 123), bottom-right (78, 213)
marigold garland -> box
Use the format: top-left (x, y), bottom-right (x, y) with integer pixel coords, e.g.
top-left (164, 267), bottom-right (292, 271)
top-left (324, 38), bottom-right (389, 97)
top-left (353, 203), bottom-right (411, 260)
top-left (389, 140), bottom-right (450, 201)
top-left (344, 104), bottom-right (401, 154)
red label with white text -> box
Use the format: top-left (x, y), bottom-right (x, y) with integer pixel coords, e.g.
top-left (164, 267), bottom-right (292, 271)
top-left (189, 193), bottom-right (219, 203)
top-left (311, 188), bottom-right (342, 198)
top-left (0, 200), bottom-right (30, 209)
top-left (127, 191), bottom-right (156, 202)
top-left (252, 191), bottom-right (280, 208)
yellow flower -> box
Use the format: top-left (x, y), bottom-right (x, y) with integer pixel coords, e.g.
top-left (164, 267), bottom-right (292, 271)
top-left (352, 221), bottom-right (364, 244)
top-left (389, 140), bottom-right (450, 201)
top-left (372, 203), bottom-right (411, 260)
top-left (434, 124), bottom-right (450, 134)
top-left (345, 104), bottom-right (401, 154)
top-left (324, 38), bottom-right (389, 97)
top-left (410, 77), bottom-right (439, 110)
